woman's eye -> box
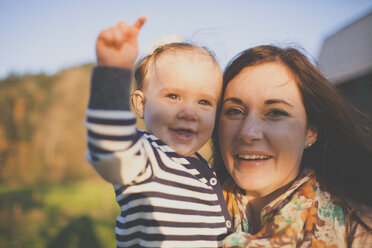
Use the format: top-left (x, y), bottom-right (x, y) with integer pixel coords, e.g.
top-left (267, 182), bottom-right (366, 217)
top-left (225, 108), bottom-right (244, 116)
top-left (267, 109), bottom-right (288, 118)
top-left (199, 99), bottom-right (211, 106)
top-left (167, 94), bottom-right (178, 100)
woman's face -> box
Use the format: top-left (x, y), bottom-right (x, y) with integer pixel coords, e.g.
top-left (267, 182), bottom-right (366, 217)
top-left (219, 62), bottom-right (317, 199)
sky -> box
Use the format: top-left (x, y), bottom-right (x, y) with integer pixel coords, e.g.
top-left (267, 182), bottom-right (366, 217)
top-left (1, 0), bottom-right (372, 79)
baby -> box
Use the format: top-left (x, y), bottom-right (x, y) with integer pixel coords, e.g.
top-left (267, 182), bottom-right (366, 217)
top-left (85, 17), bottom-right (232, 247)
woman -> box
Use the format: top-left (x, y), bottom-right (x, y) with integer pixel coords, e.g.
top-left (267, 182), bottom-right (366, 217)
top-left (212, 45), bottom-right (372, 247)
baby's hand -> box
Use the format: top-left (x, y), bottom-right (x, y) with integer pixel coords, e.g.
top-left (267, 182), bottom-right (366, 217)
top-left (96, 16), bottom-right (147, 68)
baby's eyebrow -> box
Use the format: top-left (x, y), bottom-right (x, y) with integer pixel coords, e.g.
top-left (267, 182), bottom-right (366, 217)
top-left (161, 86), bottom-right (180, 92)
top-left (198, 92), bottom-right (218, 101)
top-left (265, 99), bottom-right (293, 108)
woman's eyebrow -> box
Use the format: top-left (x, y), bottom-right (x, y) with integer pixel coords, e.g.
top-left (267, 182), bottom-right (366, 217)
top-left (265, 99), bottom-right (293, 108)
top-left (222, 97), bottom-right (243, 105)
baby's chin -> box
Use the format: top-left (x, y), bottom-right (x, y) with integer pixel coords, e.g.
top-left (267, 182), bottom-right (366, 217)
top-left (171, 145), bottom-right (200, 158)
top-left (174, 148), bottom-right (197, 157)
top-left (162, 134), bottom-right (206, 157)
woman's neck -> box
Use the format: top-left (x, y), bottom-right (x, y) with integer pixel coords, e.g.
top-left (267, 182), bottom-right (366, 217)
top-left (247, 180), bottom-right (295, 234)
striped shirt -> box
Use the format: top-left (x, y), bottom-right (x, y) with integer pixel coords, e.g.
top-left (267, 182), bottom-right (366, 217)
top-left (85, 67), bottom-right (233, 247)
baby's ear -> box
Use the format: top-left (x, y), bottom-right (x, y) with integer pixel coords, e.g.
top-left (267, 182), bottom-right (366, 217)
top-left (132, 90), bottom-right (145, 118)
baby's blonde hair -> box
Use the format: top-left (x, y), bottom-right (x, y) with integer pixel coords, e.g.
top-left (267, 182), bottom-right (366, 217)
top-left (134, 42), bottom-right (219, 91)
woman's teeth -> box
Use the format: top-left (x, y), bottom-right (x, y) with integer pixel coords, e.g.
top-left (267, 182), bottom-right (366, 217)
top-left (237, 154), bottom-right (271, 160)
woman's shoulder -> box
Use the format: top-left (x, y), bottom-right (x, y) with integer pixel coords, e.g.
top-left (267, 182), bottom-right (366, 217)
top-left (349, 202), bottom-right (372, 247)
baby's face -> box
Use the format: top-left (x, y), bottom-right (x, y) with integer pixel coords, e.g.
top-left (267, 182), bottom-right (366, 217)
top-left (140, 51), bottom-right (222, 157)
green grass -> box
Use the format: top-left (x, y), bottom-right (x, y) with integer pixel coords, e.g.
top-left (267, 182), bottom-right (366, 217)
top-left (0, 180), bottom-right (120, 248)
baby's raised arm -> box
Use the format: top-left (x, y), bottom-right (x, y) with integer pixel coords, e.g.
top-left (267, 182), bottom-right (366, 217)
top-left (96, 16), bottom-right (146, 68)
top-left (85, 17), bottom-right (149, 185)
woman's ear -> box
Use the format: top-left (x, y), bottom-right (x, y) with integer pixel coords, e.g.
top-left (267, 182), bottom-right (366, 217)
top-left (132, 90), bottom-right (145, 118)
top-left (306, 125), bottom-right (318, 148)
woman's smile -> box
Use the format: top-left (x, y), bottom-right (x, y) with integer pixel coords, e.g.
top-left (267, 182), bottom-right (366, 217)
top-left (235, 150), bottom-right (273, 164)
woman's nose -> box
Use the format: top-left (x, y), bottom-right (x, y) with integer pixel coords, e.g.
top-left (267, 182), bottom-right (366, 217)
top-left (238, 114), bottom-right (263, 143)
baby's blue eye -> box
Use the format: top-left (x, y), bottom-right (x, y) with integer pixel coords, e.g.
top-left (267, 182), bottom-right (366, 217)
top-left (167, 94), bottom-right (178, 100)
top-left (199, 100), bottom-right (210, 106)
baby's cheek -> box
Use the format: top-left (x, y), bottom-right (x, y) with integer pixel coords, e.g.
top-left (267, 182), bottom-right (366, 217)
top-left (202, 113), bottom-right (216, 131)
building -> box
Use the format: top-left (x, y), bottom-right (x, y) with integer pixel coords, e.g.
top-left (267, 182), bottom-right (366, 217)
top-left (318, 10), bottom-right (372, 116)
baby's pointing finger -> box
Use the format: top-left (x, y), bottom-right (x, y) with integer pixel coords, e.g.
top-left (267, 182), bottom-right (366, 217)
top-left (132, 16), bottom-right (147, 30)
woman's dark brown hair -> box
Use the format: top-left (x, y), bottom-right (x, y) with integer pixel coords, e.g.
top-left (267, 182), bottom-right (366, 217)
top-left (212, 45), bottom-right (372, 244)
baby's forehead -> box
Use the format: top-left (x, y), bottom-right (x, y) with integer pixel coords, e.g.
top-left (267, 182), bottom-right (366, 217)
top-left (157, 50), bottom-right (221, 74)
top-left (158, 48), bottom-right (216, 62)
top-left (140, 46), bottom-right (222, 90)
top-left (143, 50), bottom-right (222, 90)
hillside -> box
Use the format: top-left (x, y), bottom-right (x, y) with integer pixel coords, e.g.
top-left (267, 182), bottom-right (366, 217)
top-left (0, 64), bottom-right (96, 185)
top-left (0, 65), bottom-right (213, 186)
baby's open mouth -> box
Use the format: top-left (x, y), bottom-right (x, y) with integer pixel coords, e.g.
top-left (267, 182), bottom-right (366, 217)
top-left (173, 128), bottom-right (194, 136)
top-left (170, 128), bottom-right (196, 138)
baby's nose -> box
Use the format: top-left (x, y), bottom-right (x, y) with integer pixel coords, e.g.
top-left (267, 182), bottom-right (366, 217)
top-left (177, 105), bottom-right (198, 121)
